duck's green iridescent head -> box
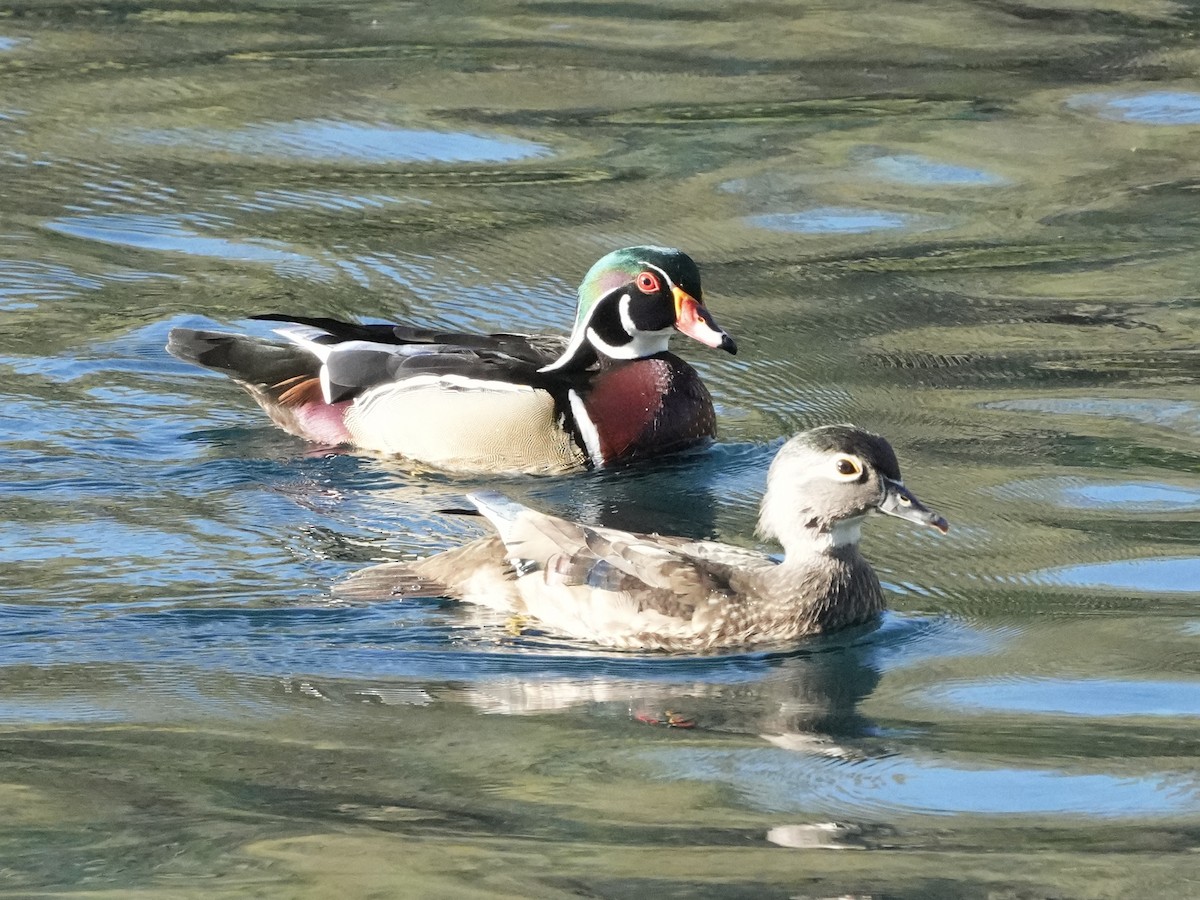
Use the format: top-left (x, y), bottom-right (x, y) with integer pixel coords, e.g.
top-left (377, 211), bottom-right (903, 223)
top-left (575, 246), bottom-right (702, 324)
top-left (541, 246), bottom-right (735, 373)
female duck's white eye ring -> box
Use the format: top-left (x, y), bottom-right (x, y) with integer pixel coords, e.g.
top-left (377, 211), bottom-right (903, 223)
top-left (833, 455), bottom-right (863, 480)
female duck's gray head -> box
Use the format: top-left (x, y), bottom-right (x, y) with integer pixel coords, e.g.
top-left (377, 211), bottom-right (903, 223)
top-left (757, 425), bottom-right (949, 555)
top-left (541, 246), bottom-right (737, 372)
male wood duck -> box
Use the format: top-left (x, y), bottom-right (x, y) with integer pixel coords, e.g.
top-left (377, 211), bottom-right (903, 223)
top-left (337, 425), bottom-right (949, 652)
top-left (166, 246), bottom-right (736, 474)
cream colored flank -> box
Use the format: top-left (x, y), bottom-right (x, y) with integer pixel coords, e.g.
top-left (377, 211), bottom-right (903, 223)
top-left (346, 379), bottom-right (586, 475)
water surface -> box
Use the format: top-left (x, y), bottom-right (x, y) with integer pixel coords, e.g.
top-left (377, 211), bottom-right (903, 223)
top-left (1, 1), bottom-right (1199, 897)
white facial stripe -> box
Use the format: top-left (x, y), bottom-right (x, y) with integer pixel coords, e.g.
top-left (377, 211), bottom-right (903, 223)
top-left (540, 258), bottom-right (681, 372)
top-left (538, 282), bottom-right (628, 373)
top-left (618, 293), bottom-right (636, 336)
top-left (568, 389), bottom-right (604, 466)
top-left (585, 326), bottom-right (671, 360)
top-left (640, 261), bottom-right (675, 290)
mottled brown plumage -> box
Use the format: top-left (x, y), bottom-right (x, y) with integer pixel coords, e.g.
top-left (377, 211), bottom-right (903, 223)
top-left (337, 426), bottom-right (948, 652)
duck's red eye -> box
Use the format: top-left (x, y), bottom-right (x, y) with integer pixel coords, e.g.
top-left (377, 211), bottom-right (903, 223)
top-left (635, 271), bottom-right (661, 294)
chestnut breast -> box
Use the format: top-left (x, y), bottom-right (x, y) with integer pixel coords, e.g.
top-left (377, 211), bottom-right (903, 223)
top-left (580, 353), bottom-right (716, 465)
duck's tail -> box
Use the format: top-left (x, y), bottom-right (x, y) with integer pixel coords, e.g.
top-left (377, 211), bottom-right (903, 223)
top-left (333, 561), bottom-right (450, 602)
top-left (167, 328), bottom-right (319, 388)
top-left (168, 327), bottom-right (354, 444)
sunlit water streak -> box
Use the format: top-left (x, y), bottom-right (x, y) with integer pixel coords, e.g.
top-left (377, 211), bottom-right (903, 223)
top-left (128, 119), bottom-right (553, 164)
top-left (859, 152), bottom-right (1011, 187)
top-left (1068, 90), bottom-right (1200, 125)
top-left (986, 397), bottom-right (1200, 435)
top-left (993, 476), bottom-right (1200, 512)
top-left (926, 678), bottom-right (1200, 718)
top-left (746, 207), bottom-right (946, 234)
top-left (231, 188), bottom-right (430, 214)
top-left (646, 746), bottom-right (1199, 818)
top-left (1026, 557), bottom-right (1199, 594)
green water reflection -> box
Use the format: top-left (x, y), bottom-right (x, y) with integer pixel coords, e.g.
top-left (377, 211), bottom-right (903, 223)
top-left (1, 0), bottom-right (1199, 896)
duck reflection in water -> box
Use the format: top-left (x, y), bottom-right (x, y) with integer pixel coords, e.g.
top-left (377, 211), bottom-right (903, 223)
top-left (291, 629), bottom-right (888, 761)
top-left (459, 631), bottom-right (885, 747)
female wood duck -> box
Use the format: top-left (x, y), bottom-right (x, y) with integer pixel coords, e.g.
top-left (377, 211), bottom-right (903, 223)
top-left (337, 426), bottom-right (949, 652)
top-left (166, 246), bottom-right (736, 474)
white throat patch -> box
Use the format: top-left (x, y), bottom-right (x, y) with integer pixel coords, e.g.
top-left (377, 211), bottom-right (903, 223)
top-left (586, 324), bottom-right (672, 360)
top-left (538, 259), bottom-right (679, 371)
top-left (790, 518), bottom-right (864, 553)
top-left (829, 517), bottom-right (864, 548)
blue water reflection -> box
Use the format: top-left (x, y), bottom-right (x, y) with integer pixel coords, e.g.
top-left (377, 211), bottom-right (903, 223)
top-left (869, 614), bottom-right (1009, 672)
top-left (0, 260), bottom-right (103, 308)
top-left (929, 678), bottom-right (1200, 718)
top-left (864, 153), bottom-right (1009, 186)
top-left (987, 397), bottom-right (1200, 434)
top-left (129, 119), bottom-right (552, 163)
top-left (746, 207), bottom-right (931, 234)
top-left (44, 213), bottom-right (334, 278)
top-left (1061, 481), bottom-right (1200, 510)
top-left (995, 477), bottom-right (1200, 512)
top-left (648, 747), bottom-right (1198, 817)
top-left (1069, 91), bottom-right (1200, 125)
top-left (1029, 557), bottom-right (1199, 593)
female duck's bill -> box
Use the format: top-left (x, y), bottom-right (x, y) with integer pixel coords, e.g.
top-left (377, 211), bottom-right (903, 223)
top-left (337, 425), bottom-right (948, 652)
top-left (166, 246), bottom-right (736, 474)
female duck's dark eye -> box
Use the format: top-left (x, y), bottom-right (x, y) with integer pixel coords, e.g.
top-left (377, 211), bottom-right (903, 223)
top-left (835, 456), bottom-right (862, 477)
top-left (635, 271), bottom-right (661, 293)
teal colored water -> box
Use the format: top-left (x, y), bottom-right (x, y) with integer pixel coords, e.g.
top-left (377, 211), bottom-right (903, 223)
top-left (1, 1), bottom-right (1198, 897)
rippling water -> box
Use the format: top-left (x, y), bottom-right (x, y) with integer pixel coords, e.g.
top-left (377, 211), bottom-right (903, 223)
top-left (2, 1), bottom-right (1199, 896)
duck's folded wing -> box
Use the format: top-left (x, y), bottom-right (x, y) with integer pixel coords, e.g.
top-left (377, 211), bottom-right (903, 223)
top-left (267, 330), bottom-right (560, 406)
top-left (267, 322), bottom-right (575, 406)
top-left (572, 527), bottom-right (774, 598)
top-left (506, 512), bottom-right (770, 614)
top-left (253, 314), bottom-right (569, 367)
top-left (524, 524), bottom-right (779, 644)
top-left (467, 493), bottom-right (772, 638)
top-left (387, 326), bottom-right (569, 367)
